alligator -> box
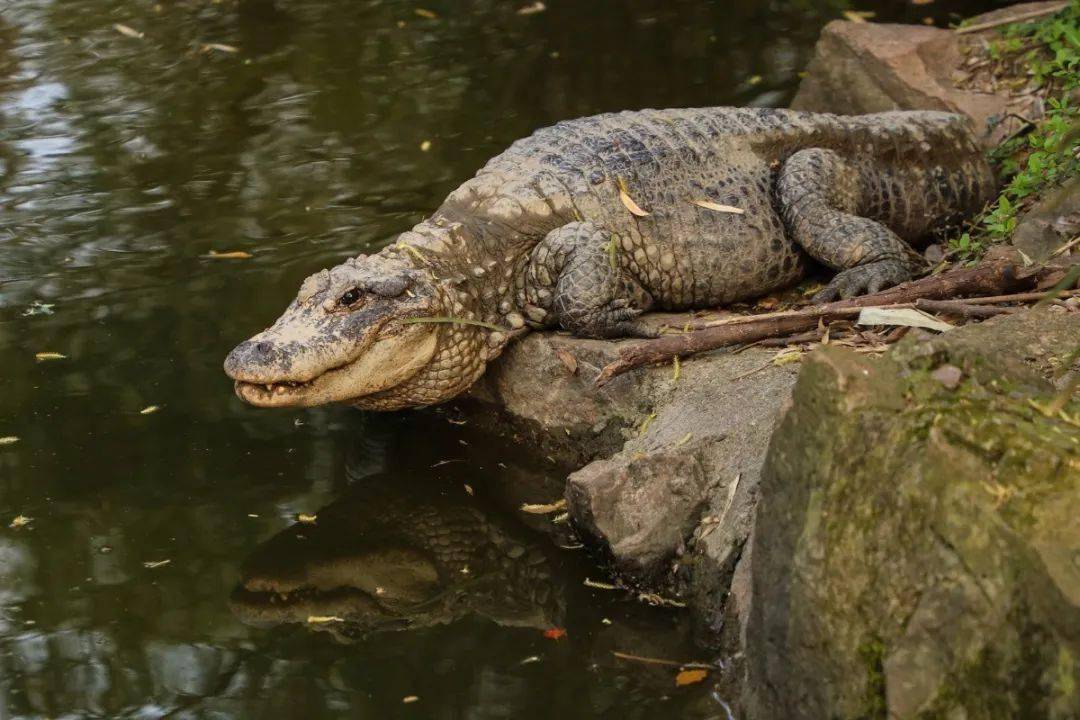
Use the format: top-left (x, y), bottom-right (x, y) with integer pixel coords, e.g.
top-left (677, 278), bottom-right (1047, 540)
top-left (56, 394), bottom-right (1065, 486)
top-left (224, 106), bottom-right (994, 410)
top-left (229, 473), bottom-right (562, 641)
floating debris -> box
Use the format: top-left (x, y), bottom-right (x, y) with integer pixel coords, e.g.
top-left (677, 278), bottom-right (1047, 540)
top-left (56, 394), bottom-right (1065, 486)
top-left (420, 140), bottom-right (432, 152)
top-left (0, 436), bottom-right (19, 446)
top-left (520, 655), bottom-right (542, 665)
top-left (201, 42), bottom-right (239, 54)
top-left (543, 627), bottom-right (567, 640)
top-left (584, 578), bottom-right (620, 591)
top-left (143, 559), bottom-right (171, 569)
top-left (306, 615), bottom-right (344, 624)
top-left (517, 2), bottom-right (546, 15)
top-left (414, 8), bottom-right (438, 18)
top-left (113, 23), bottom-right (145, 39)
top-left (675, 669), bottom-right (709, 687)
top-left (520, 498), bottom-right (567, 514)
top-left (297, 513), bottom-right (317, 524)
top-left (202, 250), bottom-right (253, 259)
top-left (139, 405), bottom-right (161, 415)
top-left (22, 301), bottom-right (55, 317)
top-left (9, 515), bottom-right (31, 529)
top-left (35, 352), bottom-right (66, 361)
top-left (402, 696), bottom-right (420, 704)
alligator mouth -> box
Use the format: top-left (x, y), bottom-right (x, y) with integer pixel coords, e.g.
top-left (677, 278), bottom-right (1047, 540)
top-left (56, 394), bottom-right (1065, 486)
top-left (233, 362), bottom-right (348, 408)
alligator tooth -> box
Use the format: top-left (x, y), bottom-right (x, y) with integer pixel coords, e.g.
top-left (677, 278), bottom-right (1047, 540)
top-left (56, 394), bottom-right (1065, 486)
top-left (275, 385), bottom-right (286, 395)
top-left (266, 384), bottom-right (273, 392)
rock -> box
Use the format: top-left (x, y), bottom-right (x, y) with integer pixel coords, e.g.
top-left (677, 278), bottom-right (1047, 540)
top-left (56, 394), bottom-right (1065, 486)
top-left (462, 312), bottom-right (799, 631)
top-left (791, 2), bottom-right (1065, 146)
top-left (1013, 177), bottom-right (1080, 262)
top-left (746, 308), bottom-right (1080, 720)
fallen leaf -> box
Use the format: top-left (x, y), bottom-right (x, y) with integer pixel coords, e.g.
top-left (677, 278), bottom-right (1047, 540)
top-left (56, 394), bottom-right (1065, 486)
top-left (463, 484), bottom-right (474, 495)
top-left (747, 74), bottom-right (763, 85)
top-left (414, 8), bottom-right (438, 18)
top-left (420, 140), bottom-right (432, 152)
top-left (114, 23), bottom-right (145, 39)
top-left (841, 10), bottom-right (875, 22)
top-left (297, 513), bottom-right (317, 524)
top-left (520, 655), bottom-right (542, 664)
top-left (672, 355), bottom-right (681, 382)
top-left (402, 696), bottom-right (420, 704)
top-left (143, 559), bottom-right (171, 569)
top-left (520, 499), bottom-right (567, 514)
top-left (202, 42), bottom-right (239, 53)
top-left (690, 199), bottom-right (744, 214)
top-left (307, 615), bottom-right (344, 624)
top-left (675, 669), bottom-right (709, 687)
top-left (543, 627), bottom-right (567, 640)
top-left (555, 348), bottom-right (578, 375)
top-left (857, 307), bottom-right (953, 333)
top-left (772, 350), bottom-right (803, 366)
top-left (617, 177), bottom-right (649, 217)
top-left (517, 1), bottom-right (546, 14)
top-left (584, 578), bottom-right (620, 590)
top-left (35, 352), bottom-right (66, 361)
top-left (139, 405), bottom-right (160, 415)
top-left (203, 250), bottom-right (253, 259)
top-left (9, 515), bottom-right (31, 529)
top-left (0, 436), bottom-right (19, 446)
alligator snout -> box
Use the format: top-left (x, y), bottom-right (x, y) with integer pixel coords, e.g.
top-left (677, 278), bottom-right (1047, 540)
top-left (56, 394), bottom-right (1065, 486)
top-left (224, 337), bottom-right (288, 382)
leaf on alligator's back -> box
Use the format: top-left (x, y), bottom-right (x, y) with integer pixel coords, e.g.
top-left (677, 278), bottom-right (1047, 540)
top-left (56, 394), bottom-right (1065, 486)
top-left (202, 250), bottom-right (252, 259)
top-left (675, 669), bottom-right (708, 686)
top-left (113, 23), bottom-right (144, 39)
top-left (691, 199), bottom-right (744, 214)
top-left (35, 352), bottom-right (66, 361)
top-left (857, 307), bottom-right (953, 332)
top-left (520, 498), bottom-right (567, 514)
top-left (617, 177), bottom-right (650, 217)
top-left (543, 627), bottom-right (567, 640)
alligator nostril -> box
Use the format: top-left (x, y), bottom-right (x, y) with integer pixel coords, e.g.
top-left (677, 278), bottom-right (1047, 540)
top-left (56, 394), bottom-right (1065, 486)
top-left (254, 341), bottom-right (273, 357)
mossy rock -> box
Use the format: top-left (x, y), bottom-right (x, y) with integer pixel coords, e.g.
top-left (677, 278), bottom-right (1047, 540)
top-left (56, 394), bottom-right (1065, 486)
top-left (747, 308), bottom-right (1079, 720)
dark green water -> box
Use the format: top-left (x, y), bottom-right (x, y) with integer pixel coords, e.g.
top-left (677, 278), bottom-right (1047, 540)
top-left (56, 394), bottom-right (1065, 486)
top-left (0, 1), bottom-right (1000, 717)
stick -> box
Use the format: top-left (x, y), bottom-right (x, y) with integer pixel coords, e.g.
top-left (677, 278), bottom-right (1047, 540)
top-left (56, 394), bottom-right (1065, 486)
top-left (955, 3), bottom-right (1068, 34)
top-left (960, 289), bottom-right (1078, 305)
top-left (1050, 236), bottom-right (1080, 258)
top-left (595, 257), bottom-right (1030, 386)
top-left (611, 651), bottom-right (714, 669)
top-left (914, 298), bottom-right (1017, 318)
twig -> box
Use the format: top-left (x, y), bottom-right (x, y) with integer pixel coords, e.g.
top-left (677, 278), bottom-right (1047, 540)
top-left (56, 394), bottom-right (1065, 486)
top-left (1050, 236), bottom-right (1080, 258)
top-left (959, 289), bottom-right (1078, 305)
top-left (612, 651), bottom-right (714, 669)
top-left (955, 3), bottom-right (1068, 35)
top-left (595, 257), bottom-right (1032, 386)
top-left (915, 298), bottom-right (1017, 318)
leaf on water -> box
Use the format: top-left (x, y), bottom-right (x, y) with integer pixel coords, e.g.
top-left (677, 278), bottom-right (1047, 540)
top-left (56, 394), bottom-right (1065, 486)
top-left (520, 498), bottom-right (567, 514)
top-left (139, 405), bottom-right (160, 415)
top-left (202, 42), bottom-right (239, 54)
top-left (463, 484), bottom-right (474, 496)
top-left (143, 559), bottom-right (171, 569)
top-left (675, 669), bottom-right (709, 687)
top-left (616, 177), bottom-right (650, 217)
top-left (414, 8), bottom-right (438, 18)
top-left (691, 199), bottom-right (744, 214)
top-left (584, 578), bottom-right (620, 590)
top-left (857, 307), bottom-right (953, 332)
top-left (203, 250), bottom-right (253, 259)
top-left (297, 513), bottom-right (317, 524)
top-left (420, 140), bottom-right (432, 152)
top-left (747, 75), bottom-right (763, 85)
top-left (402, 696), bottom-right (420, 704)
top-left (543, 627), bottom-right (567, 640)
top-left (0, 436), bottom-right (19, 446)
top-left (520, 655), bottom-right (542, 665)
top-left (307, 615), bottom-right (344, 624)
top-left (35, 352), bottom-right (66, 361)
top-left (555, 348), bottom-right (578, 375)
top-left (9, 515), bottom-right (31, 529)
top-left (22, 301), bottom-right (55, 317)
top-left (517, 1), bottom-right (546, 15)
top-left (114, 23), bottom-right (145, 39)
top-left (842, 10), bottom-right (876, 22)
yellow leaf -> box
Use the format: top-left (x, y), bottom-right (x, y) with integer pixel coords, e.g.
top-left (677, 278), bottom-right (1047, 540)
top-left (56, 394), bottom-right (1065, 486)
top-left (675, 668), bottom-right (708, 686)
top-left (202, 43), bottom-right (239, 54)
top-left (203, 250), bottom-right (253, 259)
top-left (420, 140), bottom-right (432, 152)
top-left (691, 199), bottom-right (744, 215)
top-left (139, 405), bottom-right (161, 415)
top-left (616, 177), bottom-right (649, 217)
top-left (143, 559), bottom-right (171, 569)
top-left (114, 23), bottom-right (144, 39)
top-left (35, 352), bottom-right (66, 361)
top-left (0, 436), bottom-right (19, 446)
top-left (307, 615), bottom-right (344, 624)
top-left (842, 10), bottom-right (875, 22)
top-left (414, 8), bottom-right (437, 18)
top-left (9, 515), bottom-right (31, 529)
top-left (298, 513), bottom-right (317, 523)
top-left (773, 350), bottom-right (803, 367)
top-left (520, 499), bottom-right (567, 514)
top-left (402, 696), bottom-right (420, 704)
top-left (517, 1), bottom-right (546, 15)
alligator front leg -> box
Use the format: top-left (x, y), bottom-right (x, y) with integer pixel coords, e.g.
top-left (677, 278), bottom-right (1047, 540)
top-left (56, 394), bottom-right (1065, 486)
top-left (778, 148), bottom-right (928, 302)
top-left (521, 222), bottom-right (656, 339)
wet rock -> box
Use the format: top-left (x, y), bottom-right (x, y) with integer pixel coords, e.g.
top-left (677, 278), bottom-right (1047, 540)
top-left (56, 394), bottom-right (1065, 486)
top-left (746, 308), bottom-right (1080, 720)
top-left (464, 315), bottom-right (798, 628)
top-left (791, 2), bottom-right (1065, 146)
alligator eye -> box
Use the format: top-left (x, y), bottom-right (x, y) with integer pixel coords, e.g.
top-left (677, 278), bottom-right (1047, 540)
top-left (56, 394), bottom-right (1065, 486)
top-left (338, 288), bottom-right (363, 307)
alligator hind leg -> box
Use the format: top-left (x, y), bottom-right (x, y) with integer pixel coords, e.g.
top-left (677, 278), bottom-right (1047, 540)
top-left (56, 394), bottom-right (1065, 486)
top-left (521, 222), bottom-right (656, 338)
top-left (778, 148), bottom-right (927, 302)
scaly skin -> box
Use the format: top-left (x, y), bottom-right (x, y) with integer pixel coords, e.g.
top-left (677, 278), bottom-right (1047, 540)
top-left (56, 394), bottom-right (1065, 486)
top-left (224, 106), bottom-right (994, 410)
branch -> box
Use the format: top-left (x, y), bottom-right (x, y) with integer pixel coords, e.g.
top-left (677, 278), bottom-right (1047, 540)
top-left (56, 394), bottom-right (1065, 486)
top-left (595, 257), bottom-right (1034, 386)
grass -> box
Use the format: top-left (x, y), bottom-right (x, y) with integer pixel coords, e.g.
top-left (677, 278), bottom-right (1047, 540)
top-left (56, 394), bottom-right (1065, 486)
top-left (949, 3), bottom-right (1080, 260)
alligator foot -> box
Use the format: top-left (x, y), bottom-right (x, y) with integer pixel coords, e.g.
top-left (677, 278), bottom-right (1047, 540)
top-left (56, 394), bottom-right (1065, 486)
top-left (811, 260), bottom-right (915, 303)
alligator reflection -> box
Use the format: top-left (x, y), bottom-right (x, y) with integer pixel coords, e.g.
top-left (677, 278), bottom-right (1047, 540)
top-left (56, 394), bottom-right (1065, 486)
top-left (230, 470), bottom-right (563, 642)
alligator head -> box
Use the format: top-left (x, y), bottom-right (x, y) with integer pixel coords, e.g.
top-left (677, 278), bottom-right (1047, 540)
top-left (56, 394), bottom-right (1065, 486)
top-left (224, 253), bottom-right (448, 409)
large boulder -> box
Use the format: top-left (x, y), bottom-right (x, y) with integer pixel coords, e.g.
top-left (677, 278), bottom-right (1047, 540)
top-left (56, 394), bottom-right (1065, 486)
top-left (746, 308), bottom-right (1080, 719)
top-left (791, 2), bottom-right (1065, 146)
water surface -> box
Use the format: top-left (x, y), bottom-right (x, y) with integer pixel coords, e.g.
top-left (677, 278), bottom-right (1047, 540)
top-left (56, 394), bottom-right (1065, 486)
top-left (0, 1), bottom-right (999, 717)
